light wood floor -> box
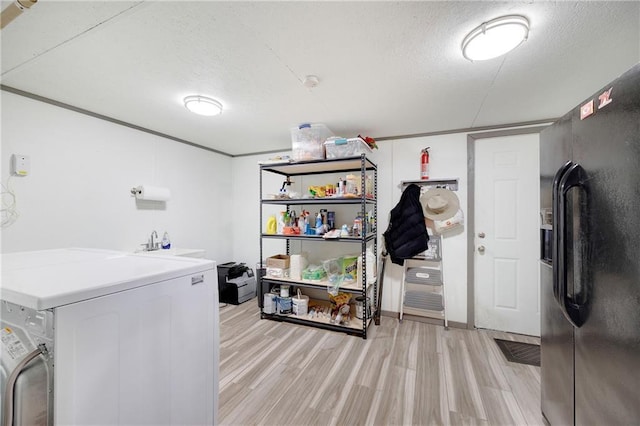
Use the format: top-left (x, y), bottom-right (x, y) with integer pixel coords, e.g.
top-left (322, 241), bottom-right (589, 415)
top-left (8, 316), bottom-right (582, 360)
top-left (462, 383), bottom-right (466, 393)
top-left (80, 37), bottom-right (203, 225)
top-left (219, 300), bottom-right (543, 426)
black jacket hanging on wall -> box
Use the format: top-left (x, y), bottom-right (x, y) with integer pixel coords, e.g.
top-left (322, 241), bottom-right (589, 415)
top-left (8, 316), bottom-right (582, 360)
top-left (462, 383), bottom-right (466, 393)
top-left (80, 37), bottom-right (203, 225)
top-left (383, 184), bottom-right (429, 265)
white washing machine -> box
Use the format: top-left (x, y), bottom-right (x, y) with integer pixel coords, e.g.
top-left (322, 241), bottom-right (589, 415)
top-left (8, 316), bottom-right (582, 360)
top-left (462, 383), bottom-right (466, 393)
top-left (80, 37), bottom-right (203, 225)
top-left (0, 248), bottom-right (219, 425)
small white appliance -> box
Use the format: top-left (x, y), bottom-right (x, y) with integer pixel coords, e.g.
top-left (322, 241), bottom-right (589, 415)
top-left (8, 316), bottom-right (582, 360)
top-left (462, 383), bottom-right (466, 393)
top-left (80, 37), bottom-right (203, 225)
top-left (0, 248), bottom-right (219, 425)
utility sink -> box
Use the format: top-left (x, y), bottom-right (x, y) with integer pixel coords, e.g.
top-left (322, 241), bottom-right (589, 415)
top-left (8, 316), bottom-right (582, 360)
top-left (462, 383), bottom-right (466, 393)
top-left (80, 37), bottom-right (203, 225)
top-left (136, 248), bottom-right (206, 258)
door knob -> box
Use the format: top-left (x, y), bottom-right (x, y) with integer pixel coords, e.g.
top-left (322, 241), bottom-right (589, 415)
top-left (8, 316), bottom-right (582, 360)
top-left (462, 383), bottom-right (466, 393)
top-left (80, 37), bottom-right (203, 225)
top-left (478, 245), bottom-right (485, 253)
top-left (478, 232), bottom-right (485, 238)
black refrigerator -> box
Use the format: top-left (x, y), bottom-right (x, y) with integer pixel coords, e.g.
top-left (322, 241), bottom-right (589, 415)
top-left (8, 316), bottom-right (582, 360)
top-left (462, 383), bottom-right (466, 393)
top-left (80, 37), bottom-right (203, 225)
top-left (540, 62), bottom-right (640, 425)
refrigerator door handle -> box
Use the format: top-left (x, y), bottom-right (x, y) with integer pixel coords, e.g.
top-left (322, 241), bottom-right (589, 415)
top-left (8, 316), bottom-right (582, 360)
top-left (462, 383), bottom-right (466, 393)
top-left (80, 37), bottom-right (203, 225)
top-left (557, 162), bottom-right (589, 327)
top-left (552, 161), bottom-right (573, 303)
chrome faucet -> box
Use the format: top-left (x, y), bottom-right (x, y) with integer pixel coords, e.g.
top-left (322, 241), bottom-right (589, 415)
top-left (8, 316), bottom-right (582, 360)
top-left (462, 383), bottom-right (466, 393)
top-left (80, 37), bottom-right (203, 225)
top-left (148, 230), bottom-right (159, 251)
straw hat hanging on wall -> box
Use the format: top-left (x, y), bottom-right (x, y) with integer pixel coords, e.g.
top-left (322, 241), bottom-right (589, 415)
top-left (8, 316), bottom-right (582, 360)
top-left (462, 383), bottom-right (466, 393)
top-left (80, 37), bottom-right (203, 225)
top-left (420, 188), bottom-right (460, 221)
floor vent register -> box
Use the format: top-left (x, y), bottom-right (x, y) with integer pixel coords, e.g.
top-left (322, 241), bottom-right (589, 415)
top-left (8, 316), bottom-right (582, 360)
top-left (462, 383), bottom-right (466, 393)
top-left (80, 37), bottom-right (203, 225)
top-left (494, 338), bottom-right (540, 367)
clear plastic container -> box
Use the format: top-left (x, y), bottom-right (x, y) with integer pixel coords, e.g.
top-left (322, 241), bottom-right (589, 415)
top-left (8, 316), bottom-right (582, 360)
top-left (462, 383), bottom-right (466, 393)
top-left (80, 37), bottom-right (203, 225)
top-left (345, 174), bottom-right (358, 195)
top-left (290, 123), bottom-right (333, 161)
top-left (324, 137), bottom-right (373, 159)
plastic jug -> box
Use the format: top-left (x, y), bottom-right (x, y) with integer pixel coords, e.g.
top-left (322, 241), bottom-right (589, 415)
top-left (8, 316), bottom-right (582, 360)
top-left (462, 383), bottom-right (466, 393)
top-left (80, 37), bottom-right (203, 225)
top-left (266, 215), bottom-right (277, 234)
top-left (346, 174), bottom-right (358, 195)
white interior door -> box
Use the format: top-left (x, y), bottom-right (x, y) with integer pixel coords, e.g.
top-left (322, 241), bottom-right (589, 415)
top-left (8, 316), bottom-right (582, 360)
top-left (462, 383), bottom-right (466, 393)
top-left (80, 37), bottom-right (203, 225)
top-left (474, 133), bottom-right (540, 336)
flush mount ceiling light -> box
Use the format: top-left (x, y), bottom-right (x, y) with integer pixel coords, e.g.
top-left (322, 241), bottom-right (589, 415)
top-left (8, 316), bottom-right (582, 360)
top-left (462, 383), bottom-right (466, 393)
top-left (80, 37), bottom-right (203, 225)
top-left (462, 15), bottom-right (529, 61)
top-left (183, 95), bottom-right (223, 116)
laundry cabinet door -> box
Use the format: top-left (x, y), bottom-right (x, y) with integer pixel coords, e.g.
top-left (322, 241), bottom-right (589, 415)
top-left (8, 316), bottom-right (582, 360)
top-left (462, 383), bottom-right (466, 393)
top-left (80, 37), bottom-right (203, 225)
top-left (54, 270), bottom-right (217, 425)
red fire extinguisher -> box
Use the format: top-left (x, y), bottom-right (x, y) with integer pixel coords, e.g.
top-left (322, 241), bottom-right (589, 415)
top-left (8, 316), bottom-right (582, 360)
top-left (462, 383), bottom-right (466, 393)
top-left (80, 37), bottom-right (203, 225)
top-left (420, 147), bottom-right (430, 180)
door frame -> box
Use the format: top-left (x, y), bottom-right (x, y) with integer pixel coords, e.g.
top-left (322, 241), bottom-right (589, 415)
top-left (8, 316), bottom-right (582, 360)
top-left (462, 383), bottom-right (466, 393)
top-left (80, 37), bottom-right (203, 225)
top-left (466, 126), bottom-right (549, 330)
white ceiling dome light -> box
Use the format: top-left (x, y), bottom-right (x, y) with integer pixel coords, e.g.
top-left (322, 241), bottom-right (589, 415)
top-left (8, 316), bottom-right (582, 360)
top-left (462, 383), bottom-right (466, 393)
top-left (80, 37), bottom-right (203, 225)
top-left (183, 95), bottom-right (223, 116)
top-left (462, 15), bottom-right (529, 61)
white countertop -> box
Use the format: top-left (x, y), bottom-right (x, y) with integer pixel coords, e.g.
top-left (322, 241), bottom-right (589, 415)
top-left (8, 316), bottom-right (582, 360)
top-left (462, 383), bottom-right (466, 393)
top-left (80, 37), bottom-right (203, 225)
top-left (1, 248), bottom-right (215, 310)
top-left (136, 248), bottom-right (206, 258)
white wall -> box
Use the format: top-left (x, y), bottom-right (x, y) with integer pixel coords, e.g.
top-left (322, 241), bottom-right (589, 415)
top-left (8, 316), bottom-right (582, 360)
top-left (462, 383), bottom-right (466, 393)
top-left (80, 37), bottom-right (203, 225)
top-left (386, 134), bottom-right (469, 323)
top-left (1, 91), bottom-right (530, 326)
top-left (0, 92), bottom-right (233, 262)
top-left (230, 153), bottom-right (284, 268)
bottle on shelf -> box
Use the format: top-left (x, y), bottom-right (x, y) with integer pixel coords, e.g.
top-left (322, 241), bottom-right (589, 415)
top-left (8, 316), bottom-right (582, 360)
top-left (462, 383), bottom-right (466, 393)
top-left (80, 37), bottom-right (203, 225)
top-left (353, 217), bottom-right (361, 237)
top-left (277, 211), bottom-right (285, 234)
top-left (315, 212), bottom-right (323, 235)
top-left (266, 215), bottom-right (277, 234)
top-left (346, 174), bottom-right (358, 195)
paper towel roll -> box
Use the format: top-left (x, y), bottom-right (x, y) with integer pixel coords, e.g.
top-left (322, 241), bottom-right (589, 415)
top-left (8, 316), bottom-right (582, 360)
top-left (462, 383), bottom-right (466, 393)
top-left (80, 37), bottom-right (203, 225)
top-left (290, 253), bottom-right (308, 280)
top-left (134, 185), bottom-right (171, 201)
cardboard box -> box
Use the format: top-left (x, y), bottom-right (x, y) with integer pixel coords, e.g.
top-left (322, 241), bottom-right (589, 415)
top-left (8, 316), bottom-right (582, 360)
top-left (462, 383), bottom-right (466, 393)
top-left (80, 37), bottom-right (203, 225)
top-left (266, 254), bottom-right (290, 269)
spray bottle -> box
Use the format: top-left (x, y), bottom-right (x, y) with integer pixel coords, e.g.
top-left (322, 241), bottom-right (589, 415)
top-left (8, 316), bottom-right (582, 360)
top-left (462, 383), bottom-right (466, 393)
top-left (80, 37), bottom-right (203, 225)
top-left (315, 212), bottom-right (323, 234)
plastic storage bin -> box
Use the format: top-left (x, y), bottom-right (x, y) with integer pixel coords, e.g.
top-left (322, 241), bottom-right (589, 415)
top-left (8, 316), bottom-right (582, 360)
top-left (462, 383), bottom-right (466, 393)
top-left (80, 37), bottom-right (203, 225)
top-left (324, 137), bottom-right (373, 159)
top-left (291, 123), bottom-right (333, 161)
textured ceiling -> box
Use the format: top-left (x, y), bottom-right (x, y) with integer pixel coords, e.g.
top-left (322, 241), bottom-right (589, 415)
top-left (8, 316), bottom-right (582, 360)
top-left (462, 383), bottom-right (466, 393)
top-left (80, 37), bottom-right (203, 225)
top-left (1, 1), bottom-right (639, 156)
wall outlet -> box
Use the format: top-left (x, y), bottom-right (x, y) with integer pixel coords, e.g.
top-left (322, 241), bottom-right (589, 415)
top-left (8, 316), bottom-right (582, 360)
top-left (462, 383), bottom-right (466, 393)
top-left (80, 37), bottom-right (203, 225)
top-left (11, 154), bottom-right (30, 176)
